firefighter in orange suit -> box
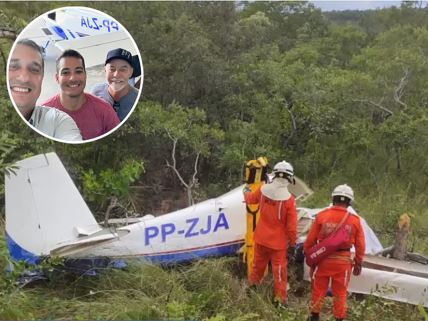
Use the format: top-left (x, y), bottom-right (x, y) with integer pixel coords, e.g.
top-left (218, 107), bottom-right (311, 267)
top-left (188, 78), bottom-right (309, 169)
top-left (304, 184), bottom-right (365, 321)
top-left (244, 160), bottom-right (297, 308)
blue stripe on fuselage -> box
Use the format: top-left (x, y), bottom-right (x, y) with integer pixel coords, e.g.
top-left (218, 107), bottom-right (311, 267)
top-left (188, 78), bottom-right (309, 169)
top-left (6, 232), bottom-right (40, 264)
top-left (144, 241), bottom-right (243, 264)
top-left (5, 233), bottom-right (244, 267)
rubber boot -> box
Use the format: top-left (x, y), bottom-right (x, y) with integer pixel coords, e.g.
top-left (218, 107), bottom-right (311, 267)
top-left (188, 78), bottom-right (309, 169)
top-left (308, 312), bottom-right (319, 321)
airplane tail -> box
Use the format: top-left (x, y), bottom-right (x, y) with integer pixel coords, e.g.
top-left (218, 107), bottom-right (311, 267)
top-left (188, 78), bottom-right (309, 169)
top-left (5, 153), bottom-right (100, 264)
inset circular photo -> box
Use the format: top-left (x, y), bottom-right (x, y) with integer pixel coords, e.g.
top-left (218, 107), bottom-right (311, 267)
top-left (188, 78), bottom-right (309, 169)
top-left (7, 6), bottom-right (143, 143)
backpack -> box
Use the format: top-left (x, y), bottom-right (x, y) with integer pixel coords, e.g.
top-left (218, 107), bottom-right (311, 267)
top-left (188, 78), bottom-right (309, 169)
top-left (305, 212), bottom-right (351, 267)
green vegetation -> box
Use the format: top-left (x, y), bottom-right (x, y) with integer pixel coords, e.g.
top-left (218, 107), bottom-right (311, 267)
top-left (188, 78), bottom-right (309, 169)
top-left (1, 1), bottom-right (428, 320)
top-left (0, 248), bottom-right (425, 321)
top-left (0, 249), bottom-right (424, 321)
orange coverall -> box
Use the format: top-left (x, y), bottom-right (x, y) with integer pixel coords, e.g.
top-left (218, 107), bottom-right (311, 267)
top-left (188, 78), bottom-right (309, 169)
top-left (244, 188), bottom-right (297, 303)
top-left (304, 206), bottom-right (365, 319)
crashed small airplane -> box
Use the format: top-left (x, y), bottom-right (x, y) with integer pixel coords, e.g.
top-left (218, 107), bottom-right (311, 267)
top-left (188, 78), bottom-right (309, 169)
top-left (5, 153), bottom-right (428, 307)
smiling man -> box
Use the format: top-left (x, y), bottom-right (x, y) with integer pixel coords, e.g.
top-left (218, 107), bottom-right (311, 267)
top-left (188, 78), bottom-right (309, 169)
top-left (91, 48), bottom-right (139, 121)
top-left (42, 49), bottom-right (120, 140)
top-left (8, 39), bottom-right (82, 141)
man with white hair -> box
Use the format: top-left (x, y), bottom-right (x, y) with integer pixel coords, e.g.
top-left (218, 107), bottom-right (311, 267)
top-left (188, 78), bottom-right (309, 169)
top-left (91, 48), bottom-right (139, 121)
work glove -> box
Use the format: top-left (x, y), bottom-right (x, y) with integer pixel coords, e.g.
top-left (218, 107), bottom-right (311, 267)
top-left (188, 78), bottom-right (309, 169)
top-left (353, 261), bottom-right (362, 276)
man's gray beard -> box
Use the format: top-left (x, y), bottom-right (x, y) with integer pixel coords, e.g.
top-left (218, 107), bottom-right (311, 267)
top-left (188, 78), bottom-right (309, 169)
top-left (109, 82), bottom-right (128, 93)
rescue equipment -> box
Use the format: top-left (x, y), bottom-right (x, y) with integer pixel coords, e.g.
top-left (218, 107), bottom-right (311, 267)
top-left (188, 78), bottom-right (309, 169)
top-left (243, 157), bottom-right (268, 279)
top-left (305, 212), bottom-right (351, 267)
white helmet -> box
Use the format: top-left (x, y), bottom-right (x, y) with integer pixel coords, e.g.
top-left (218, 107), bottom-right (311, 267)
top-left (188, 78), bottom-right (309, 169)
top-left (331, 184), bottom-right (354, 201)
top-left (273, 160), bottom-right (294, 177)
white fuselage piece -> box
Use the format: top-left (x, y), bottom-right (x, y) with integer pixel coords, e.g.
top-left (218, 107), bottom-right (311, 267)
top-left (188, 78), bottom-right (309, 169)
top-left (5, 153), bottom-right (246, 264)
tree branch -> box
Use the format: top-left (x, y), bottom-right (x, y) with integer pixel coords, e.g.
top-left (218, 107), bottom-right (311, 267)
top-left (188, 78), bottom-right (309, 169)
top-left (352, 99), bottom-right (394, 117)
top-left (104, 196), bottom-right (118, 227)
top-left (165, 135), bottom-right (189, 189)
top-left (393, 67), bottom-right (409, 110)
top-left (191, 152), bottom-right (201, 187)
top-left (0, 28), bottom-right (17, 40)
top-left (284, 104), bottom-right (296, 148)
top-left (165, 131), bottom-right (201, 205)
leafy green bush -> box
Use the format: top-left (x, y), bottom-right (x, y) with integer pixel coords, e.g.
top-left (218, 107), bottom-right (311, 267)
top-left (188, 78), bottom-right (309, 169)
top-left (82, 159), bottom-right (144, 208)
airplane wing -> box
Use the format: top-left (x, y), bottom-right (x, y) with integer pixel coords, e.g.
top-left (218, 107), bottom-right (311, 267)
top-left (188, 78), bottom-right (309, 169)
top-left (50, 228), bottom-right (130, 257)
top-left (290, 176), bottom-right (313, 201)
top-left (54, 30), bottom-right (138, 68)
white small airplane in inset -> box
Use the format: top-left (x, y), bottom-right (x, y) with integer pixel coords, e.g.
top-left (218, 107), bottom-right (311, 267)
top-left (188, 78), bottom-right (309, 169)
top-left (42, 7), bottom-right (122, 41)
top-left (38, 7), bottom-right (139, 69)
top-left (5, 153), bottom-right (428, 307)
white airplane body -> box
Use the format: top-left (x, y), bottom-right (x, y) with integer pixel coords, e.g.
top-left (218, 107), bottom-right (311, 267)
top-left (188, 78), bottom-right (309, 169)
top-left (37, 7), bottom-right (140, 69)
top-left (53, 188), bottom-right (245, 263)
top-left (6, 153), bottom-right (245, 265)
top-left (43, 7), bottom-right (123, 41)
top-left (5, 153), bottom-right (428, 307)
